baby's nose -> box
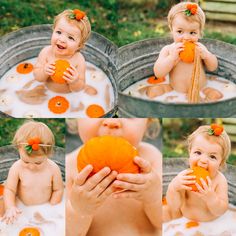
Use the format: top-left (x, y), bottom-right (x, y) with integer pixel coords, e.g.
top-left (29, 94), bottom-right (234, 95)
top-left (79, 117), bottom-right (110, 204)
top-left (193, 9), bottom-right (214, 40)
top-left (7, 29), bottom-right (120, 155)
top-left (102, 119), bottom-right (122, 129)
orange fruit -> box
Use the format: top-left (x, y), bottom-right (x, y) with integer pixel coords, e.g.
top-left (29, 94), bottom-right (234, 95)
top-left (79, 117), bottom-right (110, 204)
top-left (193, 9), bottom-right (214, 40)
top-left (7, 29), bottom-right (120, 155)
top-left (188, 166), bottom-right (210, 192)
top-left (147, 76), bottom-right (165, 84)
top-left (179, 41), bottom-right (195, 63)
top-left (48, 96), bottom-right (69, 114)
top-left (77, 136), bottom-right (139, 175)
top-left (51, 60), bottom-right (70, 84)
top-left (19, 227), bottom-right (40, 236)
top-left (16, 63), bottom-right (34, 74)
top-left (86, 104), bottom-right (105, 118)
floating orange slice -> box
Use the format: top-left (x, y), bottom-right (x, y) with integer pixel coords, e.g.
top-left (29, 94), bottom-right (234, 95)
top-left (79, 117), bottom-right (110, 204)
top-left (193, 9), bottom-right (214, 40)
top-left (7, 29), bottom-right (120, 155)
top-left (48, 96), bottom-right (69, 114)
top-left (51, 59), bottom-right (70, 84)
top-left (185, 221), bottom-right (199, 228)
top-left (86, 104), bottom-right (105, 118)
top-left (16, 63), bottom-right (34, 74)
top-left (147, 76), bottom-right (165, 84)
top-left (19, 227), bottom-right (40, 236)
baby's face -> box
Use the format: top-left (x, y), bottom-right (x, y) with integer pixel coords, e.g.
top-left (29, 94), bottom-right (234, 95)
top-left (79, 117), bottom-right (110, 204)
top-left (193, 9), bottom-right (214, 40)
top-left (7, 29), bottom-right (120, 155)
top-left (171, 15), bottom-right (200, 43)
top-left (51, 17), bottom-right (81, 57)
top-left (19, 148), bottom-right (47, 171)
top-left (77, 118), bottom-right (148, 147)
top-left (189, 135), bottom-right (223, 177)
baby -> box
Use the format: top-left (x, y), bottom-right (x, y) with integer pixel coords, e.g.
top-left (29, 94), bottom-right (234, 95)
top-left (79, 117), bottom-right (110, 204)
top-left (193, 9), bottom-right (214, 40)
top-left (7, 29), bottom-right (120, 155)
top-left (2, 121), bottom-right (64, 224)
top-left (66, 118), bottom-right (162, 236)
top-left (153, 2), bottom-right (220, 101)
top-left (34, 9), bottom-right (91, 93)
top-left (164, 124), bottom-right (230, 222)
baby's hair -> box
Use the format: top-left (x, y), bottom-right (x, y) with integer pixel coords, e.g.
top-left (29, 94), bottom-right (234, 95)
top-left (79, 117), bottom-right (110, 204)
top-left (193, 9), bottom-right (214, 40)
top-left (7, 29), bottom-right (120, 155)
top-left (53, 9), bottom-right (91, 50)
top-left (145, 118), bottom-right (161, 140)
top-left (187, 125), bottom-right (231, 170)
top-left (167, 1), bottom-right (205, 36)
top-left (13, 121), bottom-right (55, 157)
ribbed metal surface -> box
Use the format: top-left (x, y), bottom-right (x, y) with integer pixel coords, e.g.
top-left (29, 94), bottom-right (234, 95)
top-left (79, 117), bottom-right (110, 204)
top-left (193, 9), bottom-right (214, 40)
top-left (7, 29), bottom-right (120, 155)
top-left (118, 37), bottom-right (236, 117)
top-left (0, 25), bottom-right (118, 118)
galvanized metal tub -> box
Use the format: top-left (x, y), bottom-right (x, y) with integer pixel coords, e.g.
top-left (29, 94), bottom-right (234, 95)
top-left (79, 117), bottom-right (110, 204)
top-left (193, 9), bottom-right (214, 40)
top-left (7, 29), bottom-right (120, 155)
top-left (0, 145), bottom-right (65, 181)
top-left (118, 38), bottom-right (236, 117)
top-left (0, 24), bottom-right (118, 117)
top-left (0, 145), bottom-right (65, 216)
top-left (163, 158), bottom-right (236, 205)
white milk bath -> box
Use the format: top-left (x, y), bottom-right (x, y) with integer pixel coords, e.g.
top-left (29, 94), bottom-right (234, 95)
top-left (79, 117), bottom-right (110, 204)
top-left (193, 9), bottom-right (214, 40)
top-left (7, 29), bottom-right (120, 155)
top-left (0, 58), bottom-right (114, 118)
top-left (163, 207), bottom-right (236, 236)
top-left (0, 195), bottom-right (65, 236)
top-left (124, 75), bottom-right (236, 103)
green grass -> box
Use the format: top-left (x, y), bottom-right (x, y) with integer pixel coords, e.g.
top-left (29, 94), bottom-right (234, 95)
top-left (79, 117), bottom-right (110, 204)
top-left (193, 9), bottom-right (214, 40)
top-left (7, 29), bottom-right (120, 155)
top-left (0, 119), bottom-right (65, 148)
top-left (0, 0), bottom-right (117, 43)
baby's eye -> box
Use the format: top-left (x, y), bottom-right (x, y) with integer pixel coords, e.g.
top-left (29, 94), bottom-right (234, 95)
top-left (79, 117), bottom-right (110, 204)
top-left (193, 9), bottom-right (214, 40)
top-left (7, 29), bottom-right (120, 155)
top-left (68, 36), bottom-right (75, 41)
top-left (56, 30), bottom-right (61, 34)
top-left (210, 155), bottom-right (217, 160)
top-left (177, 30), bottom-right (182, 34)
top-left (190, 31), bottom-right (197, 35)
top-left (194, 151), bottom-right (201, 155)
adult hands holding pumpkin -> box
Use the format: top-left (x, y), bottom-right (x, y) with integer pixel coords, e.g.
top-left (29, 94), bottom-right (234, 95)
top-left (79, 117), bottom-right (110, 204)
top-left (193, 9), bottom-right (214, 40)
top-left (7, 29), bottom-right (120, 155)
top-left (69, 164), bottom-right (117, 217)
top-left (112, 156), bottom-right (160, 204)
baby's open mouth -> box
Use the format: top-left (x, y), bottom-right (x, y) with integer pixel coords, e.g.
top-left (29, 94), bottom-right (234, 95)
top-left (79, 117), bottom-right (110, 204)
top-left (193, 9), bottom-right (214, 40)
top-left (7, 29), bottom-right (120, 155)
top-left (57, 44), bottom-right (66, 50)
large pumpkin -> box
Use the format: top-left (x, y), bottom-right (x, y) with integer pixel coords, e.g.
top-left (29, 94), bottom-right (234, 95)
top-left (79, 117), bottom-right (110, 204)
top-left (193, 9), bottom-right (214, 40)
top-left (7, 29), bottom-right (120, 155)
top-left (19, 227), bottom-right (40, 236)
top-left (51, 59), bottom-right (70, 84)
top-left (188, 166), bottom-right (210, 192)
top-left (179, 41), bottom-right (195, 63)
top-left (77, 136), bottom-right (140, 175)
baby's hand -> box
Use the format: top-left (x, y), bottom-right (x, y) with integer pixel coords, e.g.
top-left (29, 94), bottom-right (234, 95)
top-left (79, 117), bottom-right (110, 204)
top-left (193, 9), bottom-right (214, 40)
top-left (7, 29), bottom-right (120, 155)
top-left (69, 165), bottom-right (117, 217)
top-left (194, 176), bottom-right (215, 200)
top-left (1, 206), bottom-right (22, 224)
top-left (44, 62), bottom-right (55, 76)
top-left (112, 157), bottom-right (160, 204)
top-left (63, 65), bottom-right (80, 84)
top-left (168, 42), bottom-right (184, 61)
top-left (195, 42), bottom-right (211, 60)
top-left (171, 169), bottom-right (196, 191)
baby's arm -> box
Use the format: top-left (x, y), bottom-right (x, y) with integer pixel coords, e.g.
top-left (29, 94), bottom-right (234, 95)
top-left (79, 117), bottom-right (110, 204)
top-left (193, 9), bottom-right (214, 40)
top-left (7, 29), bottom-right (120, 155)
top-left (50, 162), bottom-right (64, 205)
top-left (64, 54), bottom-right (86, 92)
top-left (2, 162), bottom-right (21, 224)
top-left (33, 46), bottom-right (54, 82)
top-left (154, 43), bottom-right (183, 78)
top-left (196, 42), bottom-right (218, 71)
top-left (195, 174), bottom-right (228, 217)
top-left (114, 144), bottom-right (162, 229)
top-left (166, 169), bottom-right (195, 220)
top-left (66, 151), bottom-right (117, 236)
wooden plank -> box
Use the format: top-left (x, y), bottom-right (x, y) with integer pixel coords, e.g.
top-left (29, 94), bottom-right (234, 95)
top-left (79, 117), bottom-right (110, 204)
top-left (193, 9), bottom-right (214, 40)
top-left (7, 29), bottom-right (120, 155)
top-left (205, 12), bottom-right (236, 22)
top-left (222, 118), bottom-right (236, 124)
top-left (229, 135), bottom-right (236, 142)
top-left (224, 125), bottom-right (236, 134)
top-left (201, 2), bottom-right (236, 13)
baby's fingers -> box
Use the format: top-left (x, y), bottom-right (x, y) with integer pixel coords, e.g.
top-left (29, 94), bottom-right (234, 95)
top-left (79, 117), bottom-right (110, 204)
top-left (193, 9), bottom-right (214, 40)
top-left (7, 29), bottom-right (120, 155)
top-left (134, 156), bottom-right (151, 174)
top-left (93, 171), bottom-right (118, 197)
top-left (75, 165), bottom-right (93, 186)
top-left (84, 167), bottom-right (111, 191)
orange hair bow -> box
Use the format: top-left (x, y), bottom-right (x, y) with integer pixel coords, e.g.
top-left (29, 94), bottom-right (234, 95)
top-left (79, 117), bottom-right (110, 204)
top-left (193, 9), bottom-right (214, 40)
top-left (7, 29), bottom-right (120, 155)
top-left (185, 3), bottom-right (198, 16)
top-left (70, 9), bottom-right (86, 21)
top-left (208, 124), bottom-right (224, 136)
top-left (25, 137), bottom-right (41, 154)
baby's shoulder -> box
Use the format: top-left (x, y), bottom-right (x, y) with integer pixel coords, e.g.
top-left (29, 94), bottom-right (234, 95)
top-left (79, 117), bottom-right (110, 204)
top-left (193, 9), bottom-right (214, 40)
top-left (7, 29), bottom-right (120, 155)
top-left (10, 160), bottom-right (22, 170)
top-left (215, 171), bottom-right (228, 184)
top-left (138, 142), bottom-right (162, 165)
top-left (73, 52), bottom-right (85, 65)
top-left (46, 159), bottom-right (61, 172)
